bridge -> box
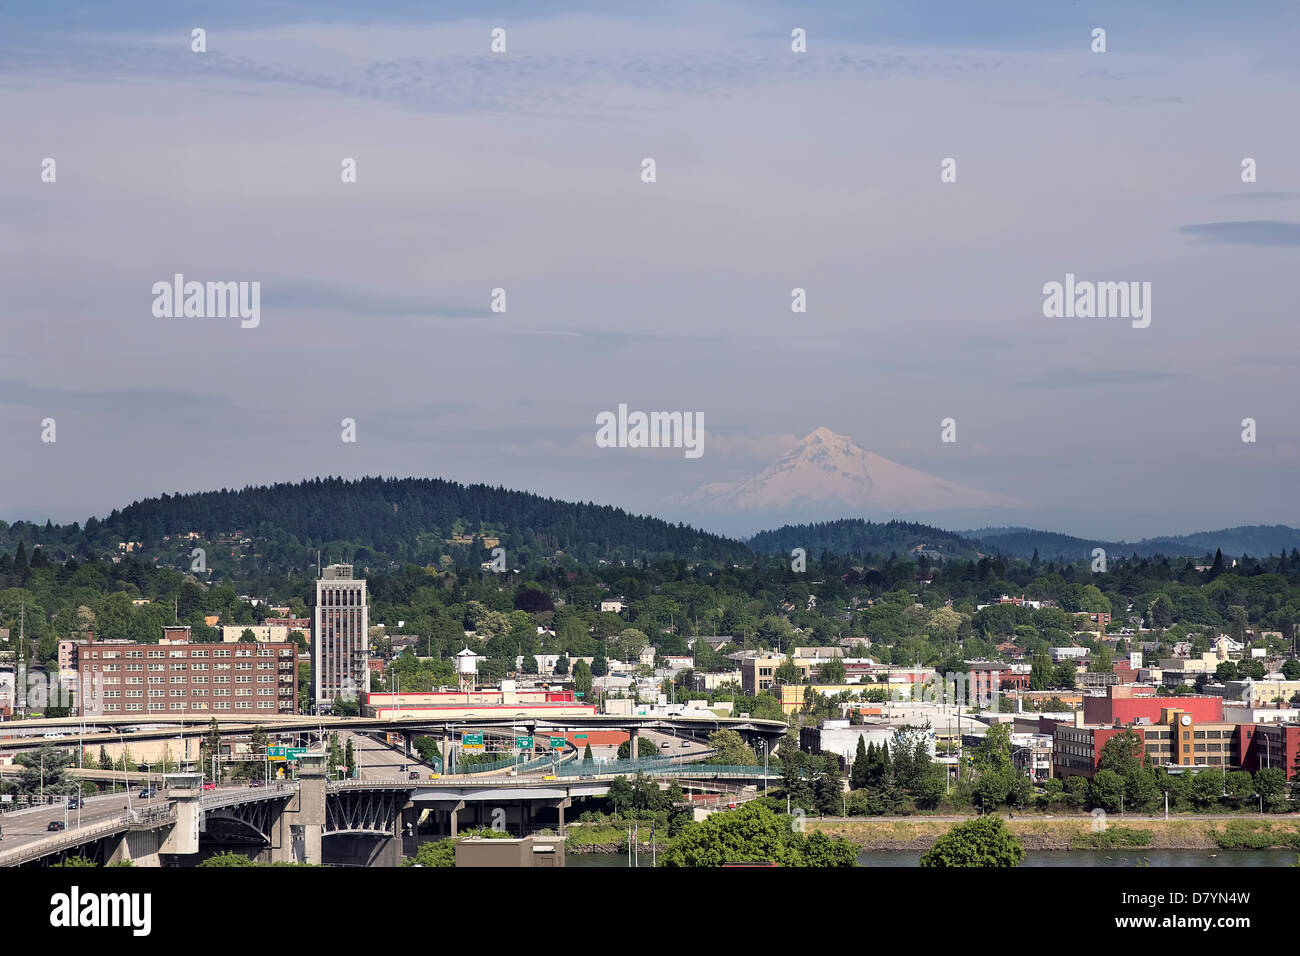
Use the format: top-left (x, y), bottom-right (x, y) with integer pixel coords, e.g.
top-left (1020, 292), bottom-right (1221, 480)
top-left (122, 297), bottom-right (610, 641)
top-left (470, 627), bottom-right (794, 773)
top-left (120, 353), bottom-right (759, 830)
top-left (0, 713), bottom-right (786, 769)
top-left (0, 755), bottom-right (781, 867)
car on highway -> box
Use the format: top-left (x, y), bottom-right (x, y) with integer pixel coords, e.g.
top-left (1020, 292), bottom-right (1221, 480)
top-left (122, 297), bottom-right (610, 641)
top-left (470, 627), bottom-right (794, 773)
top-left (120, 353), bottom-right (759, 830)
top-left (47, 821), bottom-right (65, 832)
top-left (67, 797), bottom-right (81, 809)
top-left (42, 732), bottom-right (66, 739)
top-left (202, 783), bottom-right (217, 790)
top-left (248, 780), bottom-right (264, 788)
top-left (660, 742), bottom-right (671, 750)
top-left (138, 788), bottom-right (156, 799)
top-left (407, 771), bottom-right (420, 780)
top-left (680, 741), bottom-right (690, 748)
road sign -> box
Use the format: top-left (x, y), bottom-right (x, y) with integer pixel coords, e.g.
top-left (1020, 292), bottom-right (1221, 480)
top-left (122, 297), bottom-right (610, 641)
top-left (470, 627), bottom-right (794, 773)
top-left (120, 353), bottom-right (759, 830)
top-left (462, 733), bottom-right (484, 750)
top-left (287, 748), bottom-right (306, 760)
top-left (549, 736), bottom-right (565, 749)
top-left (574, 733), bottom-right (588, 739)
top-left (515, 736), bottom-right (534, 749)
top-left (268, 746), bottom-right (287, 760)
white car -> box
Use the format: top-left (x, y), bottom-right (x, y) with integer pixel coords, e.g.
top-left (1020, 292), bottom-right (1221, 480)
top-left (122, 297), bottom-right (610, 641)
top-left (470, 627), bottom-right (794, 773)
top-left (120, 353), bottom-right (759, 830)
top-left (42, 732), bottom-right (66, 739)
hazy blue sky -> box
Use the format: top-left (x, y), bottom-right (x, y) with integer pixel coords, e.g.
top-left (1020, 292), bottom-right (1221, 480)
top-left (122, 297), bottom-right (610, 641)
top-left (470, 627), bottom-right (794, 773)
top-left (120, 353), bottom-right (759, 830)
top-left (2, 1), bottom-right (1298, 540)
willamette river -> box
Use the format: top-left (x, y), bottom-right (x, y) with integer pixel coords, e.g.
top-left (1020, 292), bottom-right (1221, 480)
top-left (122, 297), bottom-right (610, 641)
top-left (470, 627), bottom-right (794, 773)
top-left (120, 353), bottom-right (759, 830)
top-left (570, 848), bottom-right (1299, 867)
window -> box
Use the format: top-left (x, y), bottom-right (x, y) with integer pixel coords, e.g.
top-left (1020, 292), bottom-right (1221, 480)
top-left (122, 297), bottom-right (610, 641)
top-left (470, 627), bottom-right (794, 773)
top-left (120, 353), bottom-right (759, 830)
top-left (191, 650), bottom-right (208, 659)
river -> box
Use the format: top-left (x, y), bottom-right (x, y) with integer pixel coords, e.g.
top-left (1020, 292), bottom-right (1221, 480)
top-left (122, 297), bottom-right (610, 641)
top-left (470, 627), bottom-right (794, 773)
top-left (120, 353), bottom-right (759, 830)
top-left (569, 848), bottom-right (1299, 867)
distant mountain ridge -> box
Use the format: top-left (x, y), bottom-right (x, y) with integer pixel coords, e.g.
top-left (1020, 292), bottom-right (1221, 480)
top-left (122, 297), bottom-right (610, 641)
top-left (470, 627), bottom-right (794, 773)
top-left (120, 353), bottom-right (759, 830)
top-left (749, 519), bottom-right (1300, 563)
top-left (3, 478), bottom-right (1296, 571)
top-left (968, 524), bottom-right (1300, 561)
top-left (749, 519), bottom-right (985, 560)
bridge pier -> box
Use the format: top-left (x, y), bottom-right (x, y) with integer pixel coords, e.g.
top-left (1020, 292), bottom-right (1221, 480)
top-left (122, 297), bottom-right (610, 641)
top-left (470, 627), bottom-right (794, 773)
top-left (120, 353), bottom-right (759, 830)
top-left (106, 830), bottom-right (163, 867)
top-left (629, 729), bottom-right (639, 761)
top-left (275, 752), bottom-right (326, 865)
top-left (448, 800), bottom-right (465, 836)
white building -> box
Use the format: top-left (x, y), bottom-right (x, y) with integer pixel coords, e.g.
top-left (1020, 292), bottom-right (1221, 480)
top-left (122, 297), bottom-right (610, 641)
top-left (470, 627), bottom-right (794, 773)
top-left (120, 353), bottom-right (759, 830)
top-left (313, 564), bottom-right (369, 712)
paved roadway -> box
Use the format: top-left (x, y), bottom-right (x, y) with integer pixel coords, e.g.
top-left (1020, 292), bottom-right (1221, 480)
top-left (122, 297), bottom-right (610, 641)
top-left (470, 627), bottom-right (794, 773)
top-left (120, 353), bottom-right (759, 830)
top-left (341, 731), bottom-right (439, 780)
top-left (0, 789), bottom-right (161, 853)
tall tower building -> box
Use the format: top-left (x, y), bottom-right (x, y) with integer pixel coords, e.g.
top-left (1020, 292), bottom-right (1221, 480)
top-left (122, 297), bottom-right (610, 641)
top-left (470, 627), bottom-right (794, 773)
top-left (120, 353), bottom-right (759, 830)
top-left (313, 564), bottom-right (368, 713)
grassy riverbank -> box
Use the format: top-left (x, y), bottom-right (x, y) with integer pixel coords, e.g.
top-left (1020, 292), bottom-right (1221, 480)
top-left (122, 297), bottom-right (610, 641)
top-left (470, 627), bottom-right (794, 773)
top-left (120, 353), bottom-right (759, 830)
top-left (806, 816), bottom-right (1300, 851)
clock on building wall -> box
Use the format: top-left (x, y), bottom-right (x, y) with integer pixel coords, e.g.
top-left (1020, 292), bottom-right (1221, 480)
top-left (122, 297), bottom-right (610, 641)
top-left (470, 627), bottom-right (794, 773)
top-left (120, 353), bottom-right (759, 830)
top-left (1180, 714), bottom-right (1192, 726)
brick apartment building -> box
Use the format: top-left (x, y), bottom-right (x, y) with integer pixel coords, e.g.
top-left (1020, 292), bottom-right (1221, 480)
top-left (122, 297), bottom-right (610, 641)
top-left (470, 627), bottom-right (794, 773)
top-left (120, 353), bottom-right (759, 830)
top-left (77, 641), bottom-right (298, 716)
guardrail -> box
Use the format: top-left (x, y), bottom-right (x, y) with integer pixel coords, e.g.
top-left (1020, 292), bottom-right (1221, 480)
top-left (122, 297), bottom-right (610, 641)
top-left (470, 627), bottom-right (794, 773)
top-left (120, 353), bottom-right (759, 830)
top-left (200, 782), bottom-right (297, 810)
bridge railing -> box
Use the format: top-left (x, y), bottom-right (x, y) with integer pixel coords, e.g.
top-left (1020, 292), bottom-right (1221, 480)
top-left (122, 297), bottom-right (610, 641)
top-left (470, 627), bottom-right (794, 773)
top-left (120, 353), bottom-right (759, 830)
top-left (200, 782), bottom-right (297, 810)
top-left (0, 812), bottom-right (138, 867)
top-left (554, 759), bottom-right (778, 779)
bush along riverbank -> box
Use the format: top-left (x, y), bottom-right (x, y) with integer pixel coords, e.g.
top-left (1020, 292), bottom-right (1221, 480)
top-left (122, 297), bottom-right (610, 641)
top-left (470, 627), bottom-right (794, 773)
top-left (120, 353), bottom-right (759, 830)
top-left (565, 824), bottom-right (666, 854)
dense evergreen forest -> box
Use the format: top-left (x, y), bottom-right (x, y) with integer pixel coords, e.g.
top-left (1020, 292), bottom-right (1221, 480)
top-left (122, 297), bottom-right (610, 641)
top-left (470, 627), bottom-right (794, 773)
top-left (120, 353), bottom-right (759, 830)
top-left (0, 476), bottom-right (751, 575)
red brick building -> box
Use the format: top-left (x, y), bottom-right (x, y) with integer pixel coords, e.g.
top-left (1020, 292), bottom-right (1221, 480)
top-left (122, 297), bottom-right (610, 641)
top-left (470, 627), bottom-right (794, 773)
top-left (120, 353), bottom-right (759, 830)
top-left (77, 641), bottom-right (298, 716)
top-left (1083, 685), bottom-right (1223, 726)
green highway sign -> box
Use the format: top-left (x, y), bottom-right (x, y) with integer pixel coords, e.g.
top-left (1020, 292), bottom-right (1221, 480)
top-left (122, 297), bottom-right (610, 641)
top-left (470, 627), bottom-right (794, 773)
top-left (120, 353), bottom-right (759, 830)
top-left (268, 746), bottom-right (287, 760)
top-left (462, 732), bottom-right (485, 750)
top-left (287, 748), bottom-right (307, 760)
top-left (515, 736), bottom-right (534, 749)
top-left (574, 734), bottom-right (588, 739)
top-left (549, 737), bottom-right (566, 749)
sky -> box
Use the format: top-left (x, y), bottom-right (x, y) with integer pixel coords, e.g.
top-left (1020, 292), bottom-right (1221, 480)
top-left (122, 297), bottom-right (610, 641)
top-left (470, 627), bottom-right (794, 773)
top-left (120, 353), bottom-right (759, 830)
top-left (2, 1), bottom-right (1299, 541)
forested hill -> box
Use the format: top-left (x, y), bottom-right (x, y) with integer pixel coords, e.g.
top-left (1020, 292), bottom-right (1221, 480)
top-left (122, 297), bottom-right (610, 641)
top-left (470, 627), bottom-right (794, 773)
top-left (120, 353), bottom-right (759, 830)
top-left (748, 519), bottom-right (984, 560)
top-left (0, 477), bottom-right (752, 569)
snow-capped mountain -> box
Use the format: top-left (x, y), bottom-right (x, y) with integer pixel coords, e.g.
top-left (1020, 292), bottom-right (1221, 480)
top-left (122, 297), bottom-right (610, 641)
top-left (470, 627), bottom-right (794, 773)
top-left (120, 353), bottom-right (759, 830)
top-left (674, 427), bottom-right (1027, 514)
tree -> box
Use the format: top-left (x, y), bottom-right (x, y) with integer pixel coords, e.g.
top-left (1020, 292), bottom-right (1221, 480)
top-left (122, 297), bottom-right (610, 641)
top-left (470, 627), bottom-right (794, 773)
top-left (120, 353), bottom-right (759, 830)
top-left (345, 738), bottom-right (356, 779)
top-left (402, 837), bottom-right (457, 867)
top-left (14, 745), bottom-right (76, 796)
top-left (1097, 730), bottom-right (1146, 777)
top-left (607, 775), bottom-right (634, 815)
top-left (706, 729), bottom-right (758, 766)
top-left (572, 659), bottom-right (593, 699)
top-left (199, 718), bottom-right (222, 783)
top-left (1148, 595), bottom-right (1174, 630)
top-left (817, 657), bottom-right (846, 684)
top-left (850, 736), bottom-right (870, 790)
top-left (919, 816), bottom-right (1024, 868)
top-left (239, 628), bottom-right (258, 643)
top-left (582, 742), bottom-right (593, 762)
top-left (1089, 769), bottom-right (1126, 813)
top-left (1030, 651), bottom-right (1052, 691)
top-left (1256, 767), bottom-right (1286, 808)
top-left (1052, 661), bottom-right (1077, 688)
top-left (774, 658), bottom-right (804, 685)
top-left (660, 803), bottom-right (856, 867)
